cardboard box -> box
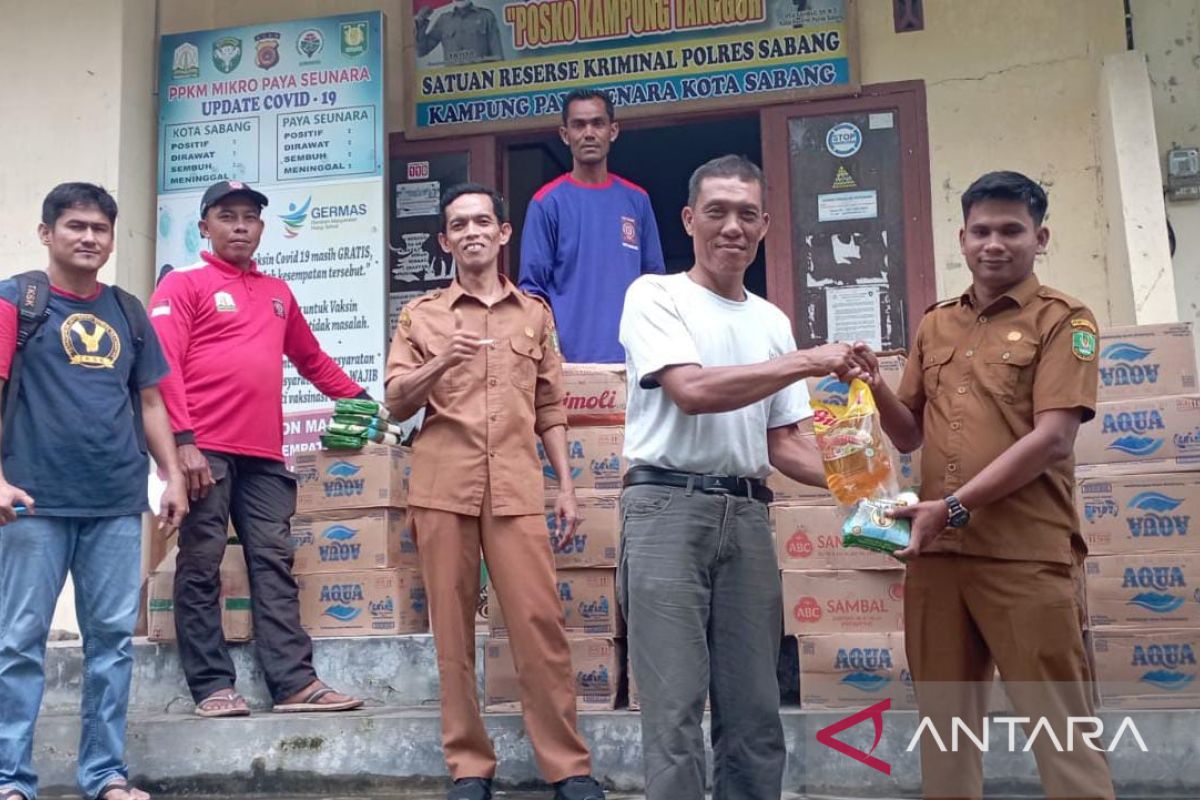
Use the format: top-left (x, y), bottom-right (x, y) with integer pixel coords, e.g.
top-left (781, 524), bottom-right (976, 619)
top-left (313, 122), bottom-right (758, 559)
top-left (797, 632), bottom-right (915, 710)
top-left (294, 444), bottom-right (411, 513)
top-left (539, 426), bottom-right (626, 493)
top-left (768, 464), bottom-right (835, 505)
top-left (1077, 474), bottom-right (1200, 555)
top-left (562, 364), bottom-right (626, 427)
top-left (147, 544), bottom-right (252, 642)
top-left (289, 509), bottom-right (417, 573)
top-left (297, 568), bottom-right (428, 637)
top-left (489, 568), bottom-right (622, 637)
top-left (783, 569), bottom-right (905, 635)
top-left (771, 504), bottom-right (897, 570)
top-left (484, 635), bottom-right (623, 711)
top-left (544, 490), bottom-right (621, 568)
top-left (1084, 553), bottom-right (1200, 628)
top-left (1092, 628), bottom-right (1200, 709)
top-left (805, 354), bottom-right (908, 406)
top-left (1075, 395), bottom-right (1200, 467)
top-left (1097, 323), bottom-right (1197, 402)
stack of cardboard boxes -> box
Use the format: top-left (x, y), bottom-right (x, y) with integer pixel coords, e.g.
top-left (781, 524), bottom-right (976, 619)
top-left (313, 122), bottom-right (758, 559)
top-left (291, 444), bottom-right (429, 637)
top-left (485, 364), bottom-right (628, 712)
top-left (147, 539), bottom-right (253, 643)
top-left (1075, 323), bottom-right (1200, 709)
top-left (773, 355), bottom-right (916, 710)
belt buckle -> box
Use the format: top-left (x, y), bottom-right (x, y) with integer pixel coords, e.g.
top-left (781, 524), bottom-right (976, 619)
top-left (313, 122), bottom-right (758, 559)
top-left (702, 475), bottom-right (731, 495)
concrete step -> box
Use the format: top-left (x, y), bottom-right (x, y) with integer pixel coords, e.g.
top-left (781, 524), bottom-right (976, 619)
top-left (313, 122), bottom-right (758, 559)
top-left (29, 706), bottom-right (1200, 798)
top-left (43, 634), bottom-right (482, 714)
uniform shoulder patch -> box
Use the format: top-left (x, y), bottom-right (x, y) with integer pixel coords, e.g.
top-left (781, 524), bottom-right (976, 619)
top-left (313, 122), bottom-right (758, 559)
top-left (1071, 329), bottom-right (1097, 361)
top-left (522, 292), bottom-right (561, 354)
top-left (1070, 317), bottom-right (1098, 334)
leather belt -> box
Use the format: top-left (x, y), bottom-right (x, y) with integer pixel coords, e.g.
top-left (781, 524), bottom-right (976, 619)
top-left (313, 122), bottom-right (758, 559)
top-left (623, 465), bottom-right (774, 505)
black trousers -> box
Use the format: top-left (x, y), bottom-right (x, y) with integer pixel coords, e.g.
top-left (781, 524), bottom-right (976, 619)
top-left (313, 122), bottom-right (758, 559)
top-left (174, 451), bottom-right (316, 703)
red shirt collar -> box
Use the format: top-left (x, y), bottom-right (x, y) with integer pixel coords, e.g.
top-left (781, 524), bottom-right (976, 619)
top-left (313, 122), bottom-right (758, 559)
top-left (202, 250), bottom-right (259, 275)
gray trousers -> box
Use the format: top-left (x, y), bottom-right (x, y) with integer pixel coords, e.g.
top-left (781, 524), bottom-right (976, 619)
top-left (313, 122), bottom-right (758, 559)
top-left (617, 484), bottom-right (785, 800)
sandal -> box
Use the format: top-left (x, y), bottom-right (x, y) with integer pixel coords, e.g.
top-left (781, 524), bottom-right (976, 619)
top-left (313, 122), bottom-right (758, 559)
top-left (96, 779), bottom-right (150, 800)
top-left (273, 682), bottom-right (363, 713)
top-left (194, 688), bottom-right (250, 718)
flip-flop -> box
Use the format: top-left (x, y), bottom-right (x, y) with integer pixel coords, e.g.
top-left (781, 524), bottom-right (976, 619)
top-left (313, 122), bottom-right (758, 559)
top-left (193, 690), bottom-right (250, 718)
top-left (95, 780), bottom-right (151, 800)
top-left (273, 685), bottom-right (363, 713)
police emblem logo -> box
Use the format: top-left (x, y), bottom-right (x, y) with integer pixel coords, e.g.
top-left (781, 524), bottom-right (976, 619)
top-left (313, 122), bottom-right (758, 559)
top-left (272, 298), bottom-right (286, 318)
top-left (254, 32), bottom-right (281, 70)
top-left (620, 216), bottom-right (638, 249)
top-left (172, 42), bottom-right (200, 80)
top-left (214, 291), bottom-right (238, 313)
top-left (212, 36), bottom-right (242, 74)
top-left (341, 21), bottom-right (368, 57)
top-left (296, 28), bottom-right (324, 60)
top-left (61, 314), bottom-right (120, 369)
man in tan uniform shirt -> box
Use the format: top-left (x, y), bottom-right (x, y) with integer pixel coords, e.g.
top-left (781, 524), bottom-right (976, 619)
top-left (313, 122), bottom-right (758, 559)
top-left (385, 183), bottom-right (604, 800)
top-left (863, 171), bottom-right (1115, 799)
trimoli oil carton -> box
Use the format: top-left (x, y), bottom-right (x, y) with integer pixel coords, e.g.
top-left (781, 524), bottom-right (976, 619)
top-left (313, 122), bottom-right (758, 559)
top-left (148, 544), bottom-right (252, 642)
top-left (543, 490), bottom-right (621, 568)
top-left (1092, 628), bottom-right (1200, 709)
top-left (297, 568), bottom-right (428, 637)
top-left (782, 569), bottom-right (904, 635)
top-left (485, 636), bottom-right (623, 712)
top-left (1084, 553), bottom-right (1200, 628)
top-left (796, 632), bottom-right (914, 710)
top-left (489, 568), bottom-right (622, 637)
top-left (562, 364), bottom-right (626, 427)
top-left (1097, 323), bottom-right (1197, 402)
top-left (1076, 474), bottom-right (1200, 555)
top-left (290, 508), bottom-right (417, 574)
top-left (538, 426), bottom-right (625, 493)
top-left (1074, 395), bottom-right (1200, 467)
top-left (771, 504), bottom-right (896, 570)
top-left (294, 444), bottom-right (411, 512)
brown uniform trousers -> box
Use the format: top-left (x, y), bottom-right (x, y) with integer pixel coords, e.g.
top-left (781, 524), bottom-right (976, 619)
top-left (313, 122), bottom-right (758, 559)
top-left (897, 276), bottom-right (1114, 799)
top-left (387, 277), bottom-right (590, 782)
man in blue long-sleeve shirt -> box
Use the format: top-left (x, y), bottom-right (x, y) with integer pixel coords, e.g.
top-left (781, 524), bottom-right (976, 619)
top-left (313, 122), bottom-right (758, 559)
top-left (519, 89), bottom-right (665, 364)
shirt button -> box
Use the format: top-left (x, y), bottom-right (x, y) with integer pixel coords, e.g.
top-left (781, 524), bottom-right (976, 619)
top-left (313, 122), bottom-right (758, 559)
top-left (489, 378), bottom-right (497, 387)
top-left (947, 464), bottom-right (958, 473)
top-left (489, 451), bottom-right (496, 458)
top-left (951, 421), bottom-right (962, 431)
top-left (489, 414), bottom-right (497, 422)
top-left (956, 386), bottom-right (968, 395)
top-left (1002, 352), bottom-right (1011, 361)
top-left (979, 315), bottom-right (988, 323)
top-left (965, 350), bottom-right (974, 358)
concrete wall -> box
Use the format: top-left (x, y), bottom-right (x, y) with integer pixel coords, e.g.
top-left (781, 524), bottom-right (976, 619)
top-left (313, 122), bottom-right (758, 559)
top-left (1131, 0), bottom-right (1200, 331)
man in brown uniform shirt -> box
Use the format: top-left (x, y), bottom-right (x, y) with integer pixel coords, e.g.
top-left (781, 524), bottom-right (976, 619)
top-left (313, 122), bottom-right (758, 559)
top-left (863, 172), bottom-right (1114, 799)
top-left (385, 184), bottom-right (604, 800)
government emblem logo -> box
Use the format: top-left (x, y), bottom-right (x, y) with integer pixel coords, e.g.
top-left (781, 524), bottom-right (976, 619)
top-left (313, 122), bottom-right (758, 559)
top-left (172, 42), bottom-right (199, 80)
top-left (61, 314), bottom-right (120, 369)
top-left (255, 32), bottom-right (281, 70)
top-left (341, 21), bottom-right (368, 57)
top-left (212, 36), bottom-right (242, 74)
top-left (214, 291), bottom-right (238, 313)
top-left (297, 28), bottom-right (324, 60)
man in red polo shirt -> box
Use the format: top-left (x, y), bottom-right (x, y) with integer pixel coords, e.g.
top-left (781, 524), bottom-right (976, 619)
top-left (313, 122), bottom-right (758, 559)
top-left (149, 181), bottom-right (366, 717)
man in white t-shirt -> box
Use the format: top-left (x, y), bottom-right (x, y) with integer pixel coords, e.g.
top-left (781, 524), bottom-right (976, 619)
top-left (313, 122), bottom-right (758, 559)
top-left (617, 155), bottom-right (872, 800)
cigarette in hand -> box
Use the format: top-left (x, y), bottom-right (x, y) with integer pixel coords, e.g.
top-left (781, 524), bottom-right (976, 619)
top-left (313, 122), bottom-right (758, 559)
top-left (476, 338), bottom-right (495, 345)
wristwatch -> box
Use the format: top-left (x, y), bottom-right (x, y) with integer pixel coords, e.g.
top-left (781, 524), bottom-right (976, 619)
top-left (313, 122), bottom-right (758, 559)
top-left (945, 495), bottom-right (971, 528)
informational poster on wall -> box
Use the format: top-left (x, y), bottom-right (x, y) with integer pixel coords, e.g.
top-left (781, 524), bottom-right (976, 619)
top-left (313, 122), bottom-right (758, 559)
top-left (403, 0), bottom-right (856, 137)
top-left (387, 152), bottom-right (470, 334)
top-left (155, 12), bottom-right (386, 462)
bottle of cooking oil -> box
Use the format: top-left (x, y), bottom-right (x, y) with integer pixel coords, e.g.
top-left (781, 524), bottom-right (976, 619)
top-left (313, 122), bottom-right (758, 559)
top-left (811, 379), bottom-right (898, 507)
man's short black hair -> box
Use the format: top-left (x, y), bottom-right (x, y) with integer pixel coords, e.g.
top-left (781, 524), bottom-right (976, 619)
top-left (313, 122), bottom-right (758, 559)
top-left (41, 182), bottom-right (118, 227)
top-left (561, 88), bottom-right (615, 125)
top-left (439, 182), bottom-right (508, 231)
top-left (961, 171), bottom-right (1049, 226)
top-left (687, 155), bottom-right (766, 206)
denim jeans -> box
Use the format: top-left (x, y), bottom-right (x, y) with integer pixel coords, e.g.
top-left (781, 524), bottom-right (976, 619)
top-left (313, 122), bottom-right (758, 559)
top-left (0, 514), bottom-right (142, 800)
top-left (617, 484), bottom-right (785, 800)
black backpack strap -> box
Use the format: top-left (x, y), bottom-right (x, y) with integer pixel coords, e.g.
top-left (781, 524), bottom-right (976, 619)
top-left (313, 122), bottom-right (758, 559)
top-left (112, 286), bottom-right (151, 453)
top-left (1, 271), bottom-right (51, 457)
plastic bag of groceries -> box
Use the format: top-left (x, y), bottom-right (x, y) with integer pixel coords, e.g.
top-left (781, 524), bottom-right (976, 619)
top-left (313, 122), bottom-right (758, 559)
top-left (811, 378), bottom-right (912, 557)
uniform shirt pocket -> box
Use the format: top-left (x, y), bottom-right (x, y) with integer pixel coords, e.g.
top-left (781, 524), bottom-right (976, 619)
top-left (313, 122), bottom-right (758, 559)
top-left (509, 334), bottom-right (542, 389)
top-left (979, 342), bottom-right (1038, 403)
top-left (922, 346), bottom-right (955, 398)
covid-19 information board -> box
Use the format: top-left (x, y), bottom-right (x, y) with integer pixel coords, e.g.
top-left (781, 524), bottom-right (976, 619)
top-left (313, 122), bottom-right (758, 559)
top-left (155, 12), bottom-right (387, 459)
